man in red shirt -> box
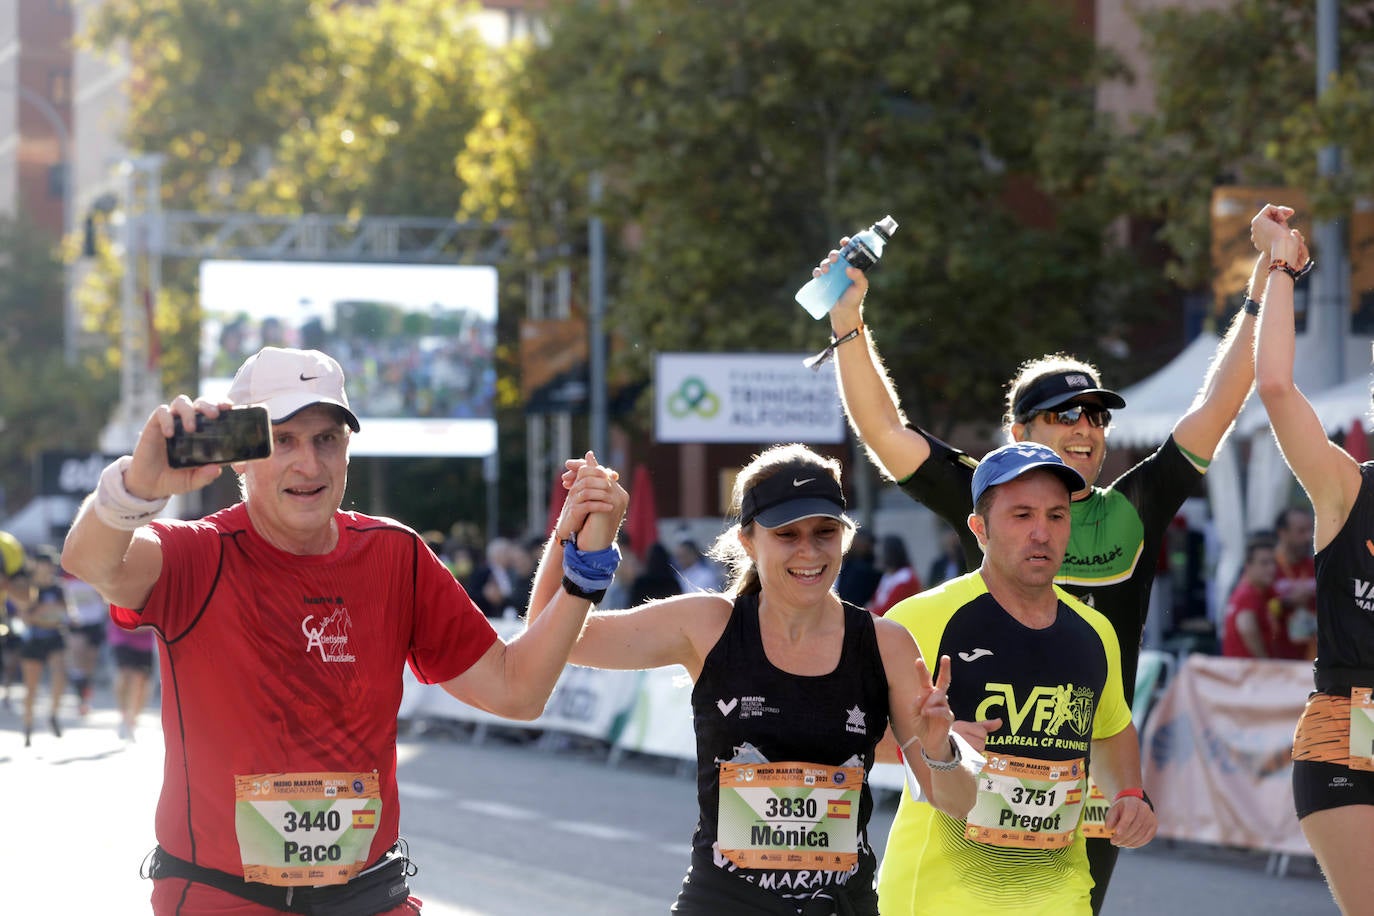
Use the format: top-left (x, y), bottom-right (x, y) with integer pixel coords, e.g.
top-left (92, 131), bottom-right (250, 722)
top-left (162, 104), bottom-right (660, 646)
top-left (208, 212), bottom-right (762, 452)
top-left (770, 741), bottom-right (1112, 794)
top-left (1221, 535), bottom-right (1280, 658)
top-left (1271, 506), bottom-right (1317, 660)
top-left (61, 347), bottom-right (625, 915)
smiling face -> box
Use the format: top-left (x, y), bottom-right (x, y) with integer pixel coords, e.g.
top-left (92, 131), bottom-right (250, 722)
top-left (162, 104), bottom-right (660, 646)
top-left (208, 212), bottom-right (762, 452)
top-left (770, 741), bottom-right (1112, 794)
top-left (740, 516), bottom-right (846, 607)
top-left (1012, 396), bottom-right (1108, 494)
top-left (240, 404), bottom-right (350, 555)
top-left (970, 470), bottom-right (1072, 592)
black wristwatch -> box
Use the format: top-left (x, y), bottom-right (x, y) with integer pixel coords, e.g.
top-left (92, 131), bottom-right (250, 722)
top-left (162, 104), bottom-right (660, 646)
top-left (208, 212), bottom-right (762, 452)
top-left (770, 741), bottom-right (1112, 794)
top-left (561, 575), bottom-right (606, 604)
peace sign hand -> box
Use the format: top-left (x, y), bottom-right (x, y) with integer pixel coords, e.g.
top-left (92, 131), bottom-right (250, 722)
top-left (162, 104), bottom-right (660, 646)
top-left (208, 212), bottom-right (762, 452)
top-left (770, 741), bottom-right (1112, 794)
top-left (909, 654), bottom-right (956, 760)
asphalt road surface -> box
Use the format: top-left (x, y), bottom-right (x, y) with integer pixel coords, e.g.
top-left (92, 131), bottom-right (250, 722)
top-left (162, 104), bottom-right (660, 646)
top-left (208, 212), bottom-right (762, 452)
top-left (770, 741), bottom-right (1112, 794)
top-left (1, 687), bottom-right (1339, 915)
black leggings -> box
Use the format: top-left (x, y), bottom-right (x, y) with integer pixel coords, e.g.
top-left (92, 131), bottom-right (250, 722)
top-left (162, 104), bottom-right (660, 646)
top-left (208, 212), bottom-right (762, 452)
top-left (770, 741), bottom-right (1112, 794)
top-left (1086, 836), bottom-right (1119, 915)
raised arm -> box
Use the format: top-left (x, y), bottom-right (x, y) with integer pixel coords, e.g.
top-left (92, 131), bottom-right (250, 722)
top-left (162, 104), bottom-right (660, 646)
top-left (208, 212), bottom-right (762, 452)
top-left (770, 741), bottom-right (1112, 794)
top-left (1169, 212), bottom-right (1284, 463)
top-left (61, 396), bottom-right (229, 610)
top-left (1252, 207), bottom-right (1361, 548)
top-left (876, 619), bottom-right (978, 819)
top-left (523, 454), bottom-right (723, 675)
top-left (443, 452), bottom-right (629, 719)
top-left (821, 249), bottom-right (931, 481)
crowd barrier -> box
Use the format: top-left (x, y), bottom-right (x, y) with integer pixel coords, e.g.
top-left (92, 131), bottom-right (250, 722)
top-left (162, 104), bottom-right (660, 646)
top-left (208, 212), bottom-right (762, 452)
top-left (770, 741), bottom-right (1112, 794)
top-left (1141, 653), bottom-right (1312, 856)
top-left (399, 620), bottom-right (911, 791)
top-left (400, 628), bottom-right (1314, 857)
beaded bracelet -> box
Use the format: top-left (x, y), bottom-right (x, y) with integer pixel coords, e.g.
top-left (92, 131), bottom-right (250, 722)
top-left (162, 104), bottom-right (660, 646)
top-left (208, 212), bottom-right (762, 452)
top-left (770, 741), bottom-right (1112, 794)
top-left (1268, 258), bottom-right (1316, 283)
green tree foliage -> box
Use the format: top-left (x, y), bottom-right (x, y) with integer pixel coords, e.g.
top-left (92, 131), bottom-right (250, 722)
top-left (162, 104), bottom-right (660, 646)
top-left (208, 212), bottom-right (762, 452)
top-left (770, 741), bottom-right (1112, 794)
top-left (84, 0), bottom-right (494, 394)
top-left (1116, 1), bottom-right (1374, 288)
top-left (80, 0), bottom-right (505, 533)
top-left (461, 0), bottom-right (1157, 439)
top-left (0, 216), bottom-right (115, 513)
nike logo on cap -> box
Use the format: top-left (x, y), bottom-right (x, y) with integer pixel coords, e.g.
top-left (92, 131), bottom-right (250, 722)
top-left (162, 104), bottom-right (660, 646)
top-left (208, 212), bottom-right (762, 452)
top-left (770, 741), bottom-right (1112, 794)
top-left (299, 373), bottom-right (319, 381)
top-left (958, 648), bottom-right (994, 662)
top-left (793, 478), bottom-right (815, 487)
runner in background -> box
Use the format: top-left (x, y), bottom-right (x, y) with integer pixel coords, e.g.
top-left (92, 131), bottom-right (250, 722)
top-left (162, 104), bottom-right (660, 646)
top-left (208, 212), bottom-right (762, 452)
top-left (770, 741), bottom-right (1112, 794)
top-left (19, 547), bottom-right (72, 746)
top-left (107, 610), bottom-right (156, 741)
top-left (64, 563), bottom-right (109, 716)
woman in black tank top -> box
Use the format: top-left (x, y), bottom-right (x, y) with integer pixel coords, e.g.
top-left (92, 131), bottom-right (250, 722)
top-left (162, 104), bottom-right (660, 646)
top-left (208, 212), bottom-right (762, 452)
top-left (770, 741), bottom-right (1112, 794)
top-left (1253, 203), bottom-right (1374, 912)
top-left (529, 444), bottom-right (977, 915)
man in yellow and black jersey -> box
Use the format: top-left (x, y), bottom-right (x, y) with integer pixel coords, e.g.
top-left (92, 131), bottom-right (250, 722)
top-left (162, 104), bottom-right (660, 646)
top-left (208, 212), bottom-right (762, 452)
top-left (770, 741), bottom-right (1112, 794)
top-left (878, 443), bottom-right (1156, 915)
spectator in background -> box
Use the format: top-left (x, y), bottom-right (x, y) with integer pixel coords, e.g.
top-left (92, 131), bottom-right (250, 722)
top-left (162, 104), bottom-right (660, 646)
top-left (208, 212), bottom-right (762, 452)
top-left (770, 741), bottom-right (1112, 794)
top-left (631, 543), bottom-right (683, 606)
top-left (673, 538), bottom-right (724, 592)
top-left (600, 532), bottom-right (640, 611)
top-left (1272, 506), bottom-right (1318, 660)
top-left (836, 529), bottom-right (882, 608)
top-left (867, 535), bottom-right (923, 618)
top-left (503, 537), bottom-right (541, 620)
top-left (467, 537), bottom-right (514, 619)
top-left (1221, 535), bottom-right (1280, 659)
top-left (925, 525), bottom-right (966, 588)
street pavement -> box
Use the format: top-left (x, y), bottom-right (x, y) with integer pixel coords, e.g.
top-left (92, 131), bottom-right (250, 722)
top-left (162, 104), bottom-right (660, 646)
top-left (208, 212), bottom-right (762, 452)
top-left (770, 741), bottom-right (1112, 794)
top-left (0, 681), bottom-right (1340, 915)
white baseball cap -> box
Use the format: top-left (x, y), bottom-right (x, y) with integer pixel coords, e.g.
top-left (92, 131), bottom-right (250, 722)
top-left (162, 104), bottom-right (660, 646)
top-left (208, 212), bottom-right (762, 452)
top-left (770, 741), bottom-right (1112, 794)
top-left (226, 347), bottom-right (361, 432)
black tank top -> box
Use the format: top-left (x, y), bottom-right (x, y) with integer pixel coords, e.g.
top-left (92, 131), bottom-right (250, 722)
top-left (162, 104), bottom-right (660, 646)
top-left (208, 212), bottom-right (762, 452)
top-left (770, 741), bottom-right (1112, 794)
top-left (688, 593), bottom-right (890, 901)
top-left (1313, 462), bottom-right (1374, 689)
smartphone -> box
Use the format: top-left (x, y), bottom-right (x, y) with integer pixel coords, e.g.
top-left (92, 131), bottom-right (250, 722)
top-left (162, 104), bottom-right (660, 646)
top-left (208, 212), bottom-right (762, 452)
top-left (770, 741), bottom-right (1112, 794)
top-left (166, 406), bottom-right (273, 468)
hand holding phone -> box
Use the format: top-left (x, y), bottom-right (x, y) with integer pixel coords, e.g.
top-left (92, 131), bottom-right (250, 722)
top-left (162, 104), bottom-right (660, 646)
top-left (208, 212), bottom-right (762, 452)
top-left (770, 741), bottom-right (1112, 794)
top-left (166, 406), bottom-right (273, 469)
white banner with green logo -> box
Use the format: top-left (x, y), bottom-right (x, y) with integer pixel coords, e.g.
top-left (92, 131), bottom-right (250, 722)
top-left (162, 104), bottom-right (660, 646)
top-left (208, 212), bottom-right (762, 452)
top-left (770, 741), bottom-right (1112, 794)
top-left (654, 353), bottom-right (845, 444)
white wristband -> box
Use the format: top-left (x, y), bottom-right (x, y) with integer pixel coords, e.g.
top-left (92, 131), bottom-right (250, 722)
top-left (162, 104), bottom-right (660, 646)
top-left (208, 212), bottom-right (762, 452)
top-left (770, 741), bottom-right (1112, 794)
top-left (92, 456), bottom-right (169, 531)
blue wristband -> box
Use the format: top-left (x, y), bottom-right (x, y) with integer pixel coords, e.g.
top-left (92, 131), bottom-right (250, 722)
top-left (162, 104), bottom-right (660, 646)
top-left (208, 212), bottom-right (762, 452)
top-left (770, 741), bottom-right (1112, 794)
top-left (562, 538), bottom-right (621, 591)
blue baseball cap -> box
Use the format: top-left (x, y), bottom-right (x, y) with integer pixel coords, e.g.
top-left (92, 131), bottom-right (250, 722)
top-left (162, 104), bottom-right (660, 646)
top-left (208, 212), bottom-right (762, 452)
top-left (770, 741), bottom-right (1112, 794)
top-left (971, 443), bottom-right (1087, 505)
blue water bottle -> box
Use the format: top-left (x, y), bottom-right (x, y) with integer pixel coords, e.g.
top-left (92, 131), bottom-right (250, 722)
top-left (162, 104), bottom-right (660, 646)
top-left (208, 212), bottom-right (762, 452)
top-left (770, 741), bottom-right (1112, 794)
top-left (794, 216), bottom-right (898, 319)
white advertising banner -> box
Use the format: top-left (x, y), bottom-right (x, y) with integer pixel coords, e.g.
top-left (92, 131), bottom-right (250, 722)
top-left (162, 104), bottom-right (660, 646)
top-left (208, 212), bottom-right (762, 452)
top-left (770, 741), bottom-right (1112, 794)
top-left (654, 352), bottom-right (845, 444)
top-left (1141, 654), bottom-right (1312, 855)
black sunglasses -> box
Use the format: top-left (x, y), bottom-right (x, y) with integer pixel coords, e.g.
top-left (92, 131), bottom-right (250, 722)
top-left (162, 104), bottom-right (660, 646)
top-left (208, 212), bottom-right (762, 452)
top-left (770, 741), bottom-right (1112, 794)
top-left (1021, 404), bottom-right (1112, 428)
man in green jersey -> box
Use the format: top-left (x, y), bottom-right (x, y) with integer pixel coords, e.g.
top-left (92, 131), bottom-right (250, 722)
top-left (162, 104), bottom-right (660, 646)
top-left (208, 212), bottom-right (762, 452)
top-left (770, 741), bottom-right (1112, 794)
top-left (881, 442), bottom-right (1156, 914)
top-left (810, 211), bottom-right (1287, 909)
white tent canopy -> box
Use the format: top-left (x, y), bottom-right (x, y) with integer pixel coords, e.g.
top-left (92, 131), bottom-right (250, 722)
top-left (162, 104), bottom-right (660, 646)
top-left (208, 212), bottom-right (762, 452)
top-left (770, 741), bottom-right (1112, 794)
top-left (1111, 332), bottom-right (1221, 448)
top-left (1237, 374), bottom-right (1371, 438)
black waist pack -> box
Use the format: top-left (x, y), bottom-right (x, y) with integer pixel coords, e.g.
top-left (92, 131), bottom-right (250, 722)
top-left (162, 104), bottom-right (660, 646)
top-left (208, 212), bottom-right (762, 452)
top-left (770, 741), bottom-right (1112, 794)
top-left (146, 842), bottom-right (415, 916)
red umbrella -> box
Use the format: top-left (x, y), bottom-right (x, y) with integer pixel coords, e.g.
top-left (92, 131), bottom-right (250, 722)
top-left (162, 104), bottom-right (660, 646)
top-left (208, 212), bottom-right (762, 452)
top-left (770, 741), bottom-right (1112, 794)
top-left (625, 464), bottom-right (660, 561)
top-left (1347, 418), bottom-right (1370, 464)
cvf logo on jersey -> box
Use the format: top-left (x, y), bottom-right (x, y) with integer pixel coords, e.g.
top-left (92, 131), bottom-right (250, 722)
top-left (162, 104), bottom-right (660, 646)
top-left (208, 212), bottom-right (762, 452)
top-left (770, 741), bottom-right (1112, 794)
top-left (301, 603), bottom-right (356, 663)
